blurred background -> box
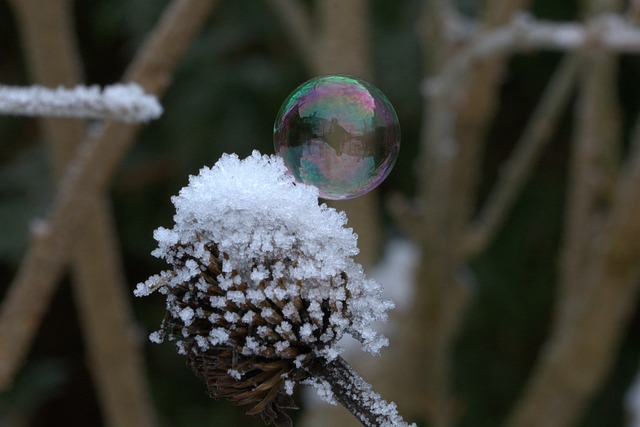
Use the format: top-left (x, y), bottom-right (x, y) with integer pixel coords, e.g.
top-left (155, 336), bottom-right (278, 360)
top-left (1, 0), bottom-right (640, 426)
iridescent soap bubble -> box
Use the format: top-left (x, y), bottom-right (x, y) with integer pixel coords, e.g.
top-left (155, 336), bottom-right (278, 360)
top-left (274, 75), bottom-right (400, 200)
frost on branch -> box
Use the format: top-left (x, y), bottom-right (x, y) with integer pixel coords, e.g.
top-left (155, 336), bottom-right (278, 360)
top-left (135, 151), bottom-right (397, 426)
top-left (0, 83), bottom-right (162, 122)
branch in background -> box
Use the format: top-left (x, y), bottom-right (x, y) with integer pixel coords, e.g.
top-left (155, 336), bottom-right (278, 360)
top-left (425, 14), bottom-right (640, 102)
top-left (629, 0), bottom-right (640, 23)
top-left (0, 84), bottom-right (162, 122)
top-left (463, 54), bottom-right (580, 257)
top-left (505, 109), bottom-right (640, 427)
top-left (0, 0), bottom-right (219, 391)
top-left (626, 362), bottom-right (640, 427)
top-left (311, 0), bottom-right (383, 272)
top-left (505, 0), bottom-right (634, 425)
top-left (266, 0), bottom-right (317, 72)
top-left (555, 51), bottom-right (622, 317)
top-left (420, 0), bottom-right (463, 73)
top-left (400, 2), bottom-right (530, 426)
top-left (7, 0), bottom-right (159, 425)
top-left (268, 4), bottom-right (391, 426)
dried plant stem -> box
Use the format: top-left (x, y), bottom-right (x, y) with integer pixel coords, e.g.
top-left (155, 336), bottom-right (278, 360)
top-left (505, 141), bottom-right (640, 427)
top-left (505, 0), bottom-right (637, 425)
top-left (0, 0), bottom-right (219, 390)
top-left (305, 356), bottom-right (414, 427)
top-left (312, 0), bottom-right (382, 271)
top-left (427, 14), bottom-right (640, 100)
top-left (464, 54), bottom-right (580, 257)
top-left (556, 50), bottom-right (621, 318)
top-left (8, 1), bottom-right (157, 425)
top-left (402, 2), bottom-right (530, 425)
top-left (266, 0), bottom-right (316, 72)
top-left (72, 200), bottom-right (157, 427)
top-left (268, 0), bottom-right (381, 273)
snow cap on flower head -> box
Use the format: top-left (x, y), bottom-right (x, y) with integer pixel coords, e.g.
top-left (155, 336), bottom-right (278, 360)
top-left (135, 150), bottom-right (393, 426)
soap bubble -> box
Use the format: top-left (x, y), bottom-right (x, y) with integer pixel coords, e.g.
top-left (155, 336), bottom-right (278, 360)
top-left (274, 75), bottom-right (400, 200)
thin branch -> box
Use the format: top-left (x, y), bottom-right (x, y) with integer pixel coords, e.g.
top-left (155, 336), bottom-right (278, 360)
top-left (463, 55), bottom-right (581, 257)
top-left (420, 0), bottom-right (463, 72)
top-left (505, 102), bottom-right (640, 427)
top-left (604, 87), bottom-right (640, 263)
top-left (315, 0), bottom-right (372, 77)
top-left (266, 0), bottom-right (316, 72)
top-left (628, 0), bottom-right (640, 23)
top-left (0, 0), bottom-right (219, 390)
top-left (71, 199), bottom-right (158, 427)
top-left (0, 83), bottom-right (162, 122)
top-left (312, 0), bottom-right (381, 271)
top-left (398, 3), bottom-right (532, 426)
top-left (554, 51), bottom-right (622, 315)
top-left (425, 14), bottom-right (640, 101)
top-left (506, 1), bottom-right (629, 425)
top-left (8, 1), bottom-right (158, 425)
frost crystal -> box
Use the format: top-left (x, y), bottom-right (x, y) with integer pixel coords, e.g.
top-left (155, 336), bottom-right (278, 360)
top-left (135, 151), bottom-right (394, 425)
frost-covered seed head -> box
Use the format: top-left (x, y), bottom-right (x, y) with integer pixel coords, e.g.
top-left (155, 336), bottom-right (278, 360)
top-left (135, 151), bottom-right (393, 426)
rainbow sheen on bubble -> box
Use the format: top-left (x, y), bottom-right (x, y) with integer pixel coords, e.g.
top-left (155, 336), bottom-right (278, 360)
top-left (274, 75), bottom-right (400, 200)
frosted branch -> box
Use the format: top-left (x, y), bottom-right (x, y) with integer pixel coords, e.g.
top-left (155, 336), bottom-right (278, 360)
top-left (305, 356), bottom-right (416, 427)
top-left (425, 13), bottom-right (640, 99)
top-left (0, 83), bottom-right (162, 122)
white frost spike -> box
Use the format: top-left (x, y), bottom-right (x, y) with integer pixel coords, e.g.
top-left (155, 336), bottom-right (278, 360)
top-left (0, 83), bottom-right (162, 122)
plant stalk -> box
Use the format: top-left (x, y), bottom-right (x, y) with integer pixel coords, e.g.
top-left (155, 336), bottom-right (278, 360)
top-left (305, 356), bottom-right (414, 427)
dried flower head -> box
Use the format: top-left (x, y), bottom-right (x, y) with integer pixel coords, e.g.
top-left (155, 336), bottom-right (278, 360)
top-left (135, 151), bottom-right (394, 426)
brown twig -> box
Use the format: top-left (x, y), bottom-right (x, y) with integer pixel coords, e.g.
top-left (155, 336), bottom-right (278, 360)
top-left (400, 2), bottom-right (530, 426)
top-left (505, 120), bottom-right (640, 427)
top-left (505, 1), bottom-right (633, 426)
top-left (271, 3), bottom-right (386, 426)
top-left (8, 1), bottom-right (157, 425)
top-left (463, 54), bottom-right (581, 257)
top-left (0, 0), bottom-right (219, 390)
top-left (628, 0), bottom-right (640, 23)
top-left (311, 0), bottom-right (382, 271)
top-left (266, 0), bottom-right (317, 72)
top-left (426, 14), bottom-right (640, 103)
top-left (555, 51), bottom-right (621, 321)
